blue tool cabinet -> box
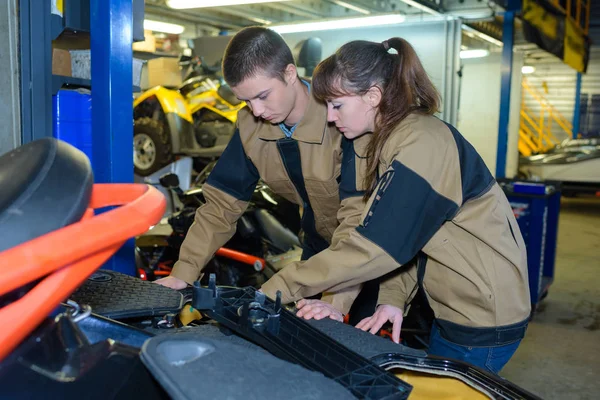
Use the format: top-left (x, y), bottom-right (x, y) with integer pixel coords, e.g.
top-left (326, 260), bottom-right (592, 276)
top-left (500, 181), bottom-right (561, 312)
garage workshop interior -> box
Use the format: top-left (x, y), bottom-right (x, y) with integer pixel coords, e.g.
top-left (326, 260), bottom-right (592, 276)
top-left (1, 1), bottom-right (599, 399)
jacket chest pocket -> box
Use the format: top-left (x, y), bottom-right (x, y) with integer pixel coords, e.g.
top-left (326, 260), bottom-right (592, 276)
top-left (262, 179), bottom-right (300, 205)
top-left (305, 177), bottom-right (341, 234)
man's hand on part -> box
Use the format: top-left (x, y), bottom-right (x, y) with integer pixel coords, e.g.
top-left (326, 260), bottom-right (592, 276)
top-left (296, 299), bottom-right (344, 322)
top-left (355, 304), bottom-right (403, 344)
top-left (154, 275), bottom-right (188, 290)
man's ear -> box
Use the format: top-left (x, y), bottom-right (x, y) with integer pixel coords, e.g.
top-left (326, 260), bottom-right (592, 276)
top-left (364, 86), bottom-right (382, 108)
top-left (284, 64), bottom-right (298, 85)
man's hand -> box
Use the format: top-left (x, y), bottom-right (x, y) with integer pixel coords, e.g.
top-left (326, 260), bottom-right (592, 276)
top-left (154, 275), bottom-right (188, 290)
top-left (296, 299), bottom-right (344, 322)
top-left (356, 305), bottom-right (403, 344)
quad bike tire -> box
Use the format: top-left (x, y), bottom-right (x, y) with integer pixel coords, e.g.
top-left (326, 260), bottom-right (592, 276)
top-left (194, 123), bottom-right (218, 148)
top-left (134, 117), bottom-right (173, 176)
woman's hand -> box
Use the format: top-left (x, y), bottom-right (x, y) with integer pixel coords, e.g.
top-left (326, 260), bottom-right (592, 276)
top-left (356, 305), bottom-right (403, 343)
top-left (154, 275), bottom-right (188, 290)
top-left (295, 299), bottom-right (344, 322)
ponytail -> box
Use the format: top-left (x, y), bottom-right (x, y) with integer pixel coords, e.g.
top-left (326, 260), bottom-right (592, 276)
top-left (313, 37), bottom-right (440, 200)
top-left (364, 38), bottom-right (440, 198)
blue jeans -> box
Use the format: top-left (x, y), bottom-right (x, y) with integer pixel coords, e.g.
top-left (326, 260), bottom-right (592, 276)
top-left (427, 323), bottom-right (521, 374)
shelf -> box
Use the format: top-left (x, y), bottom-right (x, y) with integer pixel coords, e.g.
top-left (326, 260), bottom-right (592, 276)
top-left (50, 14), bottom-right (65, 41)
top-left (52, 75), bottom-right (141, 95)
top-left (133, 50), bottom-right (179, 61)
top-left (50, 2), bottom-right (89, 41)
top-left (52, 75), bottom-right (90, 95)
top-left (51, 0), bottom-right (144, 42)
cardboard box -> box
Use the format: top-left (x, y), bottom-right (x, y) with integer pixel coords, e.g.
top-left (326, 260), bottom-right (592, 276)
top-left (132, 59), bottom-right (144, 89)
top-left (147, 57), bottom-right (182, 88)
top-left (133, 30), bottom-right (157, 53)
top-left (70, 49), bottom-right (91, 79)
top-left (52, 48), bottom-right (72, 76)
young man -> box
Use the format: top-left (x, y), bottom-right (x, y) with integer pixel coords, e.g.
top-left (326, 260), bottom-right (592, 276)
top-left (155, 27), bottom-right (365, 316)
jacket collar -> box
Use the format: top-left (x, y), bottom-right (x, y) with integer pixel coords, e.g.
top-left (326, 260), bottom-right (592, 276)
top-left (352, 134), bottom-right (371, 159)
top-left (258, 83), bottom-right (327, 144)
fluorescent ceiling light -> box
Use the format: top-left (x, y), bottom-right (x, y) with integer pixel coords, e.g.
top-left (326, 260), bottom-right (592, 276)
top-left (460, 49), bottom-right (490, 59)
top-left (400, 0), bottom-right (441, 16)
top-left (167, 0), bottom-right (291, 8)
top-left (331, 1), bottom-right (371, 15)
top-left (522, 65), bottom-right (536, 74)
top-left (270, 14), bottom-right (406, 34)
top-left (144, 20), bottom-right (185, 34)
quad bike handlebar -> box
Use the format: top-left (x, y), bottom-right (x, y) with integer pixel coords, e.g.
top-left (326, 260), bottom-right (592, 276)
top-left (0, 184), bottom-right (166, 361)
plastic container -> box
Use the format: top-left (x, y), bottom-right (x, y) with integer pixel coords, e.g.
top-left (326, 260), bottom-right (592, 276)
top-left (52, 89), bottom-right (93, 164)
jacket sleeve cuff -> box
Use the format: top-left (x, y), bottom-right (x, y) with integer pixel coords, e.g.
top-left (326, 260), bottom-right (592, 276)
top-left (260, 274), bottom-right (297, 304)
top-left (377, 286), bottom-right (406, 311)
top-left (170, 261), bottom-right (202, 286)
top-left (320, 285), bottom-right (362, 315)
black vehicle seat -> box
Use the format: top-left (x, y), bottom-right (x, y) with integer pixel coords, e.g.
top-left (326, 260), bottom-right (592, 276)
top-left (0, 138), bottom-right (93, 253)
top-left (177, 75), bottom-right (209, 97)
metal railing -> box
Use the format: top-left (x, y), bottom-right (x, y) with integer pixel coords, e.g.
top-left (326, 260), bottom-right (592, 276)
top-left (519, 78), bottom-right (574, 156)
top-left (549, 0), bottom-right (591, 34)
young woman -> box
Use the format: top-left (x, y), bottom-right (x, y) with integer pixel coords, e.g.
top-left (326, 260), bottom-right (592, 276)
top-left (260, 38), bottom-right (531, 374)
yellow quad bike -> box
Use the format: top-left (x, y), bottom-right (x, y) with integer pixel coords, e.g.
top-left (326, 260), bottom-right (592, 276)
top-left (133, 65), bottom-right (245, 176)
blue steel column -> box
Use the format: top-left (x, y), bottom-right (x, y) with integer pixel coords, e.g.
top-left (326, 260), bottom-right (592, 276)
top-left (19, 0), bottom-right (52, 143)
top-left (91, 0), bottom-right (135, 275)
top-left (572, 72), bottom-right (582, 139)
top-left (495, 5), bottom-right (518, 179)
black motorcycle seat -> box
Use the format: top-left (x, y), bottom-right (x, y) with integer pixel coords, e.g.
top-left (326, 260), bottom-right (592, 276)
top-left (0, 138), bottom-right (93, 253)
top-left (177, 75), bottom-right (208, 97)
top-left (70, 270), bottom-right (184, 320)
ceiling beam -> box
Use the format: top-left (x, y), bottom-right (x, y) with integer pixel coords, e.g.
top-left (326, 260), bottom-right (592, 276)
top-left (283, 0), bottom-right (336, 16)
top-left (345, 0), bottom-right (441, 15)
top-left (264, 2), bottom-right (326, 19)
top-left (350, 0), bottom-right (392, 13)
top-left (322, 0), bottom-right (374, 15)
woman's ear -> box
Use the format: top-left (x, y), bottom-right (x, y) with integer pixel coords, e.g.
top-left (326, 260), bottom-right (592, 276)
top-left (284, 64), bottom-right (298, 85)
top-left (364, 86), bottom-right (382, 108)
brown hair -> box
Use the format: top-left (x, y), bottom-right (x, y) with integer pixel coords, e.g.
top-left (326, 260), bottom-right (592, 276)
top-left (222, 26), bottom-right (295, 87)
top-left (313, 38), bottom-right (441, 199)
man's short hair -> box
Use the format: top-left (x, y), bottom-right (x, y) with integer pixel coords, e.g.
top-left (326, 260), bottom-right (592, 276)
top-left (222, 26), bottom-right (295, 87)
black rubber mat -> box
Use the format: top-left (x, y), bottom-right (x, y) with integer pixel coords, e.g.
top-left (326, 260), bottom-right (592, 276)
top-left (307, 318), bottom-right (427, 360)
top-left (69, 270), bottom-right (184, 320)
top-left (140, 333), bottom-right (355, 400)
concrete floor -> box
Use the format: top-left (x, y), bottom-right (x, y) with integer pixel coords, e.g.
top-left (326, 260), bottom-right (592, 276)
top-left (501, 197), bottom-right (600, 399)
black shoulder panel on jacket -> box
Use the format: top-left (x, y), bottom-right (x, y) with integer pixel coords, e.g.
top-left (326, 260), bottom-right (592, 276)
top-left (357, 160), bottom-right (458, 265)
top-left (206, 129), bottom-right (260, 201)
top-left (443, 122), bottom-right (495, 202)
